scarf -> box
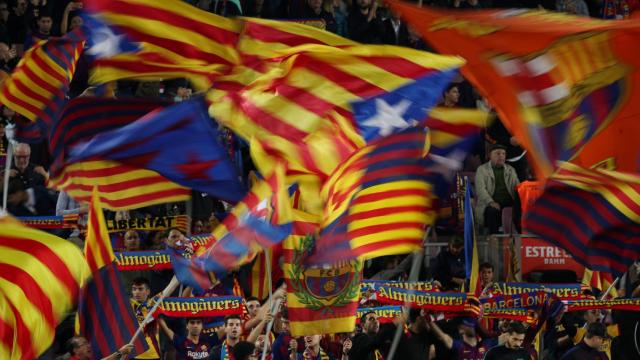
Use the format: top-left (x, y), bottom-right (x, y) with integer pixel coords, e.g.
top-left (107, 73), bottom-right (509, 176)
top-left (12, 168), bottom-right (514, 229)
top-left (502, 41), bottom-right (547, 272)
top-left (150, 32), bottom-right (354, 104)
top-left (221, 341), bottom-right (235, 360)
top-left (302, 348), bottom-right (331, 360)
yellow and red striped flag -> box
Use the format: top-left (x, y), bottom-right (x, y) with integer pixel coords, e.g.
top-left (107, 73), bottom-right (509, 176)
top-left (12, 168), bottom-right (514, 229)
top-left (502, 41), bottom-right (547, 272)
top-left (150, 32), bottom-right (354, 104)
top-left (0, 216), bottom-right (88, 359)
top-left (85, 0), bottom-right (241, 90)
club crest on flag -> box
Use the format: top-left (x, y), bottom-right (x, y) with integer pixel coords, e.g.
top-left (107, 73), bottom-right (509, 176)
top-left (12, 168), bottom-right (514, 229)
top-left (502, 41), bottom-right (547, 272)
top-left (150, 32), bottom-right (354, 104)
top-left (490, 31), bottom-right (628, 162)
top-left (288, 236), bottom-right (361, 311)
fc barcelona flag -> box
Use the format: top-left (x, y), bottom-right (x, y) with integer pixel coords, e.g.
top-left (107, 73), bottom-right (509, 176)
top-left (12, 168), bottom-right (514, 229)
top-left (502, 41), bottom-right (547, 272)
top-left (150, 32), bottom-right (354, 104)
top-left (283, 210), bottom-right (362, 336)
top-left (524, 162), bottom-right (640, 275)
top-left (309, 127), bottom-right (435, 264)
top-left (389, 3), bottom-right (640, 176)
top-left (77, 189), bottom-right (149, 358)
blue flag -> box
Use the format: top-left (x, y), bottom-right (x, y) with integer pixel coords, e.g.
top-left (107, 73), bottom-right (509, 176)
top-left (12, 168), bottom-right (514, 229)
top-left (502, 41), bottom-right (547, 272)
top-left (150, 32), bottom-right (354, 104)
top-left (351, 70), bottom-right (458, 143)
top-left (69, 97), bottom-right (246, 203)
top-left (464, 177), bottom-right (480, 295)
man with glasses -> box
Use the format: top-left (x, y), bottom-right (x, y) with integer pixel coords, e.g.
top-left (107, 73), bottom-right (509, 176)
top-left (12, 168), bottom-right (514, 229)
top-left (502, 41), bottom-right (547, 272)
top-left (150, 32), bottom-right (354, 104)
top-left (7, 142), bottom-right (47, 188)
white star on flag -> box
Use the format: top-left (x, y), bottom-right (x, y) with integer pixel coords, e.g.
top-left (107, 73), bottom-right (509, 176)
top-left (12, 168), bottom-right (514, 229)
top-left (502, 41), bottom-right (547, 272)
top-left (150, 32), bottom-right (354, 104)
top-left (361, 98), bottom-right (416, 137)
top-left (86, 25), bottom-right (126, 59)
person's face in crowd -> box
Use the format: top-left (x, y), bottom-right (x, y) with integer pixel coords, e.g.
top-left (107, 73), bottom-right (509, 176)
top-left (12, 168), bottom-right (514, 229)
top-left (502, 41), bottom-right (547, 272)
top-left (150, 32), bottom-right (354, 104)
top-left (152, 231), bottom-right (167, 246)
top-left (186, 319), bottom-right (203, 337)
top-left (356, 0), bottom-right (371, 10)
top-left (498, 319), bottom-right (511, 333)
top-left (115, 210), bottom-right (130, 221)
top-left (0, 42), bottom-right (12, 61)
top-left (166, 229), bottom-right (185, 247)
top-left (489, 148), bottom-right (506, 167)
top-left (587, 335), bottom-right (604, 350)
top-left (307, 0), bottom-right (322, 13)
top-left (124, 230), bottom-right (141, 251)
top-left (70, 15), bottom-right (83, 30)
top-left (449, 243), bottom-right (464, 257)
top-left (255, 335), bottom-right (271, 353)
top-left (246, 300), bottom-right (261, 318)
top-left (506, 331), bottom-right (525, 349)
top-left (37, 16), bottom-right (53, 34)
top-left (0, 3), bottom-right (8, 23)
top-left (584, 309), bottom-right (601, 324)
top-left (2, 105), bottom-right (14, 119)
top-left (458, 324), bottom-right (476, 338)
top-left (14, 0), bottom-right (27, 16)
top-left (363, 313), bottom-right (380, 335)
top-left (480, 267), bottom-right (493, 285)
top-left (304, 335), bottom-right (321, 348)
top-left (444, 86), bottom-right (460, 105)
top-left (225, 318), bottom-right (243, 340)
top-left (280, 318), bottom-right (290, 333)
top-left (13, 144), bottom-right (30, 171)
top-left (131, 283), bottom-right (150, 302)
top-left (193, 220), bottom-right (206, 234)
top-left (72, 337), bottom-right (92, 360)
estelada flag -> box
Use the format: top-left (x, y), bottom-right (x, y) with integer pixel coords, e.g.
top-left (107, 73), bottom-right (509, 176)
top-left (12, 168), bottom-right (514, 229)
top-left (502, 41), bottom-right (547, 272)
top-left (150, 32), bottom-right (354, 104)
top-left (388, 3), bottom-right (640, 176)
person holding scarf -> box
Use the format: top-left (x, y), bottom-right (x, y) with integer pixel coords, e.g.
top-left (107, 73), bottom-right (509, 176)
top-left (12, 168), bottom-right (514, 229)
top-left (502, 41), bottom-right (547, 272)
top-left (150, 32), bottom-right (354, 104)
top-left (290, 335), bottom-right (335, 360)
top-left (211, 315), bottom-right (243, 360)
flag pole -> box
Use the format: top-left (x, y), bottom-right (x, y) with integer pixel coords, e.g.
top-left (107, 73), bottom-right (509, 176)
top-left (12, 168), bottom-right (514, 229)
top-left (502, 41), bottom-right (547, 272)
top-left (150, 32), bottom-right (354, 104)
top-left (387, 227), bottom-right (430, 360)
top-left (601, 277), bottom-right (619, 300)
top-left (260, 249), bottom-right (276, 360)
top-left (120, 276), bottom-right (180, 359)
top-left (261, 297), bottom-right (282, 360)
top-left (1, 124), bottom-right (15, 216)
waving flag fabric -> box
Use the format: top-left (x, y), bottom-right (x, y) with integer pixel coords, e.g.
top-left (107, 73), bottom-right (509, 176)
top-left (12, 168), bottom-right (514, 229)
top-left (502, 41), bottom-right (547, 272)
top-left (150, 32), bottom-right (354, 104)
top-left (68, 97), bottom-right (245, 203)
top-left (389, 2), bottom-right (640, 177)
top-left (173, 169), bottom-right (292, 293)
top-left (47, 97), bottom-right (190, 210)
top-left (524, 162), bottom-right (640, 275)
top-left (309, 127), bottom-right (434, 264)
top-left (77, 189), bottom-right (148, 358)
top-left (582, 269), bottom-right (618, 299)
top-left (423, 107), bottom-right (488, 197)
top-left (0, 216), bottom-right (87, 359)
top-left (463, 177), bottom-right (481, 296)
top-left (0, 28), bottom-right (84, 124)
top-left (209, 20), bottom-right (462, 214)
top-left (352, 70), bottom-right (458, 143)
top-left (84, 0), bottom-right (240, 89)
top-left (283, 209), bottom-right (362, 336)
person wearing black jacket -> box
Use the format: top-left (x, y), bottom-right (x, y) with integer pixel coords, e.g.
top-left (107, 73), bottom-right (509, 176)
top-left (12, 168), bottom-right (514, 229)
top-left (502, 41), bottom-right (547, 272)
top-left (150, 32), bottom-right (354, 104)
top-left (348, 311), bottom-right (400, 360)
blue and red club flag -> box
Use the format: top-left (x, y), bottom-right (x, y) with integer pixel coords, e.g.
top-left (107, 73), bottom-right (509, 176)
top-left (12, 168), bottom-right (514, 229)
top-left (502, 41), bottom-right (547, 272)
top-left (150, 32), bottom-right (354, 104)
top-left (524, 162), bottom-right (640, 276)
top-left (67, 97), bottom-right (245, 203)
top-left (0, 28), bottom-right (85, 126)
top-left (77, 188), bottom-right (148, 358)
top-left (47, 97), bottom-right (191, 210)
top-left (463, 177), bottom-right (481, 297)
top-left (308, 126), bottom-right (435, 264)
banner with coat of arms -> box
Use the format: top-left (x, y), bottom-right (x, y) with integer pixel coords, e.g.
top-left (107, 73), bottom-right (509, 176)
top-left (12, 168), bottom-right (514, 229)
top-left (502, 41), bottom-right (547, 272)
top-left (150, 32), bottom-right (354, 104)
top-left (283, 210), bottom-right (362, 336)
